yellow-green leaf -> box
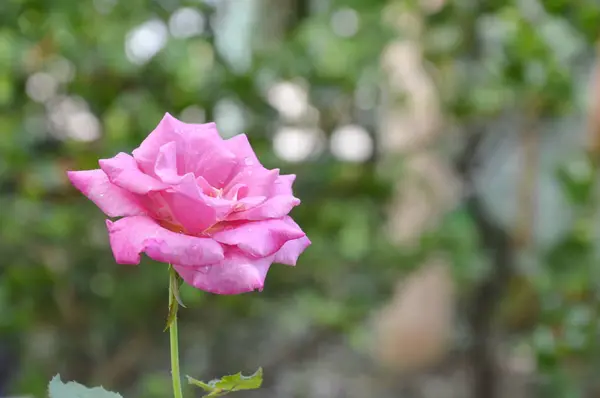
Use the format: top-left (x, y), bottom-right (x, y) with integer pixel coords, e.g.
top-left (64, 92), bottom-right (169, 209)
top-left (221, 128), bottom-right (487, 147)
top-left (187, 367), bottom-right (263, 397)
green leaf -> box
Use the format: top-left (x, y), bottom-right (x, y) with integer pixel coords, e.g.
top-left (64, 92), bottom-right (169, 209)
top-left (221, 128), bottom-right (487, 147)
top-left (187, 367), bottom-right (263, 397)
top-left (165, 265), bottom-right (185, 331)
top-left (164, 296), bottom-right (178, 332)
top-left (48, 374), bottom-right (123, 398)
top-left (172, 272), bottom-right (187, 309)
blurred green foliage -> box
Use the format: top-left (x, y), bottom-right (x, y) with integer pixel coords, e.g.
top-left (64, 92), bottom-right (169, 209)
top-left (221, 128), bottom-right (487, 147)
top-left (1, 0), bottom-right (600, 397)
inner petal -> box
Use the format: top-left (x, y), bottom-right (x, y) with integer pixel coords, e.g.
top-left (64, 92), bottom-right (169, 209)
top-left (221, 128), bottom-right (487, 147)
top-left (154, 141), bottom-right (180, 184)
top-left (226, 167), bottom-right (279, 197)
top-left (133, 113), bottom-right (221, 175)
top-left (225, 183), bottom-right (249, 201)
top-left (180, 135), bottom-right (238, 188)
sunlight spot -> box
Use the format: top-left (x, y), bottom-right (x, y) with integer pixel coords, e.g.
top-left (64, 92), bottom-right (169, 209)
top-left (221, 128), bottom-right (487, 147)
top-left (125, 19), bottom-right (168, 65)
top-left (273, 126), bottom-right (324, 163)
top-left (214, 99), bottom-right (246, 138)
top-left (169, 7), bottom-right (206, 39)
top-left (267, 81), bottom-right (308, 120)
top-left (47, 96), bottom-right (101, 142)
top-left (26, 73), bottom-right (58, 103)
top-left (180, 105), bottom-right (206, 123)
top-left (330, 125), bottom-right (373, 162)
top-left (330, 8), bottom-right (360, 38)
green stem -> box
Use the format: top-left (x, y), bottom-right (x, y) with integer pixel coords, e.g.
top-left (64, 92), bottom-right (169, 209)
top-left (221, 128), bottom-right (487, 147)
top-left (169, 267), bottom-right (184, 398)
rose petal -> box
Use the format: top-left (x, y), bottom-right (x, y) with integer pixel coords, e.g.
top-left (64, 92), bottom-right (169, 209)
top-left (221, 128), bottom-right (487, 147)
top-left (271, 174), bottom-right (296, 196)
top-left (182, 135), bottom-right (238, 188)
top-left (173, 248), bottom-right (273, 294)
top-left (160, 191), bottom-right (217, 235)
top-left (223, 174), bottom-right (299, 221)
top-left (273, 217), bottom-right (310, 265)
top-left (227, 167), bottom-right (279, 197)
top-left (274, 236), bottom-right (311, 266)
top-left (164, 173), bottom-right (233, 232)
top-left (106, 216), bottom-right (224, 266)
top-left (99, 152), bottom-right (167, 194)
top-left (195, 175), bottom-right (216, 195)
top-left (227, 195), bottom-right (300, 221)
top-left (225, 183), bottom-right (249, 200)
top-left (133, 113), bottom-right (221, 174)
top-left (139, 191), bottom-right (177, 221)
top-left (133, 113), bottom-right (236, 186)
top-left (154, 141), bottom-right (181, 184)
top-left (224, 134), bottom-right (260, 167)
top-left (211, 217), bottom-right (305, 257)
top-left (67, 170), bottom-right (146, 217)
top-left (234, 195), bottom-right (267, 211)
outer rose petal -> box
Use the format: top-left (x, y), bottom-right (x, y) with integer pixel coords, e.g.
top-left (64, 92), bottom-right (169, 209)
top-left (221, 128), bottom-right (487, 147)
top-left (67, 170), bottom-right (146, 217)
top-left (273, 216), bottom-right (310, 265)
top-left (173, 248), bottom-right (273, 294)
top-left (133, 113), bottom-right (221, 174)
top-left (106, 216), bottom-right (224, 266)
top-left (274, 236), bottom-right (311, 266)
top-left (210, 217), bottom-right (305, 257)
top-left (99, 152), bottom-right (167, 194)
top-left (271, 174), bottom-right (296, 196)
top-left (224, 134), bottom-right (260, 167)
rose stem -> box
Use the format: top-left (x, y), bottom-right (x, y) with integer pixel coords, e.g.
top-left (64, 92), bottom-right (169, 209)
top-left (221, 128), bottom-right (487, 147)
top-left (169, 266), bottom-right (184, 398)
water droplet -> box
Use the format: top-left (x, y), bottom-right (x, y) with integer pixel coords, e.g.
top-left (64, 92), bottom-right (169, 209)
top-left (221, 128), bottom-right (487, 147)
top-left (244, 157), bottom-right (254, 166)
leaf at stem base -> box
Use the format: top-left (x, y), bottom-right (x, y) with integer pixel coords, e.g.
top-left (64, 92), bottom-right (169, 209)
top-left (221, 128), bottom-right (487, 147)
top-left (187, 367), bottom-right (263, 397)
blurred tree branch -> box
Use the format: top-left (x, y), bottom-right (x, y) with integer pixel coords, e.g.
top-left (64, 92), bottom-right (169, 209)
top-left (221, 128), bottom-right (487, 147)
top-left (456, 127), bottom-right (515, 398)
top-left (514, 102), bottom-right (540, 249)
top-left (587, 41), bottom-right (600, 165)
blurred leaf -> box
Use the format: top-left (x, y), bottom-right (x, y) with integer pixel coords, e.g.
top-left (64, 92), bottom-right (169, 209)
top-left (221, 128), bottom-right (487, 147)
top-left (48, 375), bottom-right (123, 398)
top-left (556, 157), bottom-right (595, 205)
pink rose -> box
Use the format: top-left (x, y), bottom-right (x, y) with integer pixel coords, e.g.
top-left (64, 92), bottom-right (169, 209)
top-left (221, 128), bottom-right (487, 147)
top-left (67, 113), bottom-right (310, 294)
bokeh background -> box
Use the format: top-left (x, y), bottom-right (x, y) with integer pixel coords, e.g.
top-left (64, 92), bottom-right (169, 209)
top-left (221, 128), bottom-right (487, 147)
top-left (2, 0), bottom-right (600, 397)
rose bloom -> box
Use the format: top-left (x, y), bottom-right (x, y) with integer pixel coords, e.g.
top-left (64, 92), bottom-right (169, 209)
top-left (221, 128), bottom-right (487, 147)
top-left (67, 113), bottom-right (310, 294)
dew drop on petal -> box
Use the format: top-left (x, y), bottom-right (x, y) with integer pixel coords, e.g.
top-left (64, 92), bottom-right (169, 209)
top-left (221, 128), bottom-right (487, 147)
top-left (244, 157), bottom-right (254, 166)
top-left (197, 266), bottom-right (210, 274)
